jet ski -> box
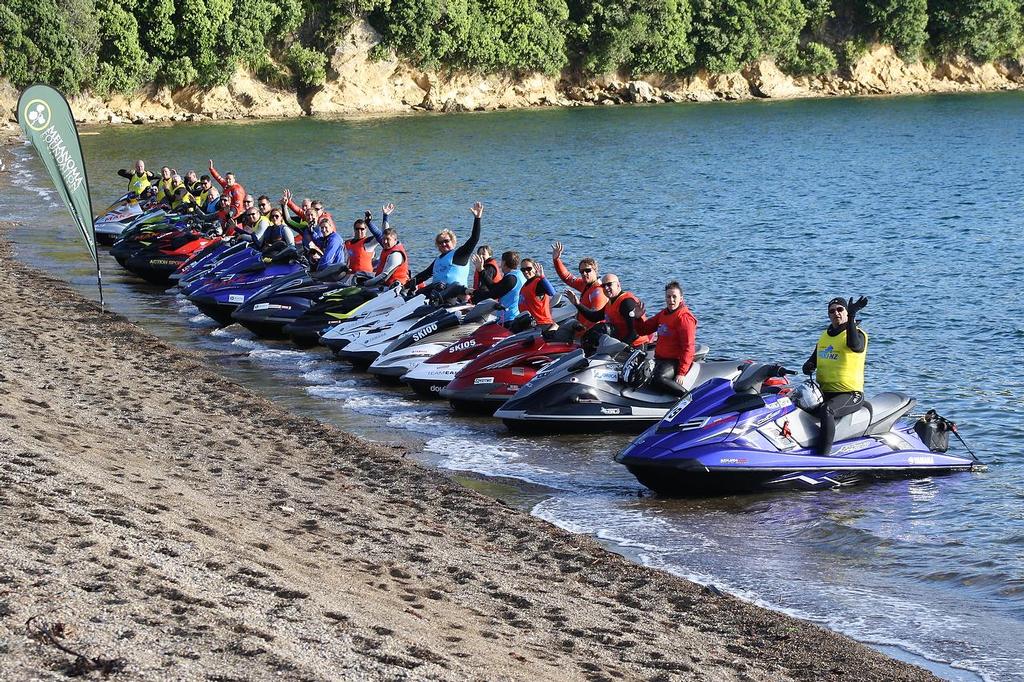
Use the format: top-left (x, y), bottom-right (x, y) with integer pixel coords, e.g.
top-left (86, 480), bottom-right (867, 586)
top-left (401, 296), bottom-right (577, 398)
top-left (367, 299), bottom-right (501, 384)
top-left (283, 285), bottom-right (400, 348)
top-left (615, 363), bottom-right (983, 496)
top-left (494, 334), bottom-right (740, 432)
top-left (172, 237), bottom-right (239, 285)
top-left (109, 210), bottom-right (175, 266)
top-left (185, 246), bottom-right (306, 325)
top-left (94, 193), bottom-right (148, 245)
top-left (338, 300), bottom-right (473, 371)
top-left (178, 241), bottom-right (260, 293)
top-left (320, 289), bottom-right (431, 357)
top-left (439, 326), bottom-right (581, 413)
top-left (123, 227), bottom-right (218, 285)
top-left (229, 265), bottom-right (363, 339)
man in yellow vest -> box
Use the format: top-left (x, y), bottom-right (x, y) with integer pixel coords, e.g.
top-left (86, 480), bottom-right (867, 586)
top-left (116, 160), bottom-right (156, 197)
top-left (802, 295), bottom-right (869, 455)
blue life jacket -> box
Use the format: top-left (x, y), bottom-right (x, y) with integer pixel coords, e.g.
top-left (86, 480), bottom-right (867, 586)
top-left (498, 269), bottom-right (527, 323)
top-left (433, 250), bottom-right (470, 287)
top-left (320, 232), bottom-right (344, 267)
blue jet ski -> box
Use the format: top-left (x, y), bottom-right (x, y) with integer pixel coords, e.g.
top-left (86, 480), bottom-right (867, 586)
top-left (616, 363), bottom-right (982, 496)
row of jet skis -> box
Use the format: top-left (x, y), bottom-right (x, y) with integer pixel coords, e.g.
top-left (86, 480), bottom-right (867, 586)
top-left (98, 195), bottom-right (983, 496)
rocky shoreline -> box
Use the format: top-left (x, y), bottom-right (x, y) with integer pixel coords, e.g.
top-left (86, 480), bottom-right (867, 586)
top-left (0, 220), bottom-right (942, 680)
top-left (1, 21), bottom-right (1022, 127)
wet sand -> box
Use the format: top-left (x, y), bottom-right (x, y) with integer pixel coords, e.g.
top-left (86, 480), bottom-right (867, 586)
top-left (0, 224), bottom-right (935, 680)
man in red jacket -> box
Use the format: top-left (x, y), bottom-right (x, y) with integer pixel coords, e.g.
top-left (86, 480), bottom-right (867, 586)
top-left (208, 159), bottom-right (246, 224)
top-left (636, 281), bottom-right (697, 397)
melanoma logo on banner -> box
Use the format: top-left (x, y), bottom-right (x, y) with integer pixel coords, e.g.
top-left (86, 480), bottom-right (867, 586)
top-left (24, 100), bottom-right (51, 131)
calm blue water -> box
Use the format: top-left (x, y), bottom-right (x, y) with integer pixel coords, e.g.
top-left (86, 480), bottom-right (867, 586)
top-left (3, 93), bottom-right (1023, 681)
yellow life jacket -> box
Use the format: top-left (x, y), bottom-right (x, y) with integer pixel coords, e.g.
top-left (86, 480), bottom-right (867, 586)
top-left (815, 327), bottom-right (868, 393)
top-left (171, 191), bottom-right (196, 210)
top-left (128, 172), bottom-right (151, 195)
top-left (156, 178), bottom-right (175, 202)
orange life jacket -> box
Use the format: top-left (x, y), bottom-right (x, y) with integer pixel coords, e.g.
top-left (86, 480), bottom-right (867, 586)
top-left (578, 281), bottom-right (607, 329)
top-left (345, 237), bottom-right (374, 272)
top-left (604, 291), bottom-right (650, 347)
top-left (375, 242), bottom-right (409, 285)
top-left (473, 257), bottom-right (503, 289)
top-left (518, 277), bottom-right (553, 326)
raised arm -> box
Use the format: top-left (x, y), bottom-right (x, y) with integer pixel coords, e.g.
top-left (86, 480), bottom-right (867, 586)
top-left (453, 202), bottom-right (483, 265)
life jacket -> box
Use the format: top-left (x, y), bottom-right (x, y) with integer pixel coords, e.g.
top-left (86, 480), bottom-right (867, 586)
top-left (473, 257), bottom-right (502, 289)
top-left (519, 276), bottom-right (553, 326)
top-left (128, 172), bottom-right (151, 196)
top-left (169, 188), bottom-right (195, 209)
top-left (497, 269), bottom-right (526, 324)
top-left (577, 281), bottom-right (607, 329)
top-left (375, 242), bottom-right (409, 285)
top-left (815, 327), bottom-right (868, 393)
top-left (155, 177), bottom-right (175, 202)
top-left (344, 237), bottom-right (374, 273)
top-left (433, 250), bottom-right (470, 287)
top-left (604, 291), bottom-right (649, 347)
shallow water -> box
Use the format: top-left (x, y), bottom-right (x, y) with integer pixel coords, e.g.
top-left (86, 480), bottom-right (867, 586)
top-left (3, 93), bottom-right (1023, 681)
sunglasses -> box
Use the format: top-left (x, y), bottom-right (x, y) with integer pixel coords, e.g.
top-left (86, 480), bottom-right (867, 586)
top-left (580, 268), bottom-right (593, 274)
top-left (438, 239), bottom-right (452, 245)
top-left (828, 307), bottom-right (846, 314)
top-left (354, 226), bottom-right (366, 231)
top-left (521, 267), bottom-right (534, 273)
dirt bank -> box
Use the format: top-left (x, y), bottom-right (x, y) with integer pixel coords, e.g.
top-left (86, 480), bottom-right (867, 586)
top-left (0, 223), bottom-right (935, 680)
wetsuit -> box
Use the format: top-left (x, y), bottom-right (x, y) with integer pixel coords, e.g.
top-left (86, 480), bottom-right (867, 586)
top-left (577, 291), bottom-right (648, 346)
top-left (258, 223), bottom-right (296, 252)
top-left (519, 276), bottom-right (556, 328)
top-left (553, 257), bottom-right (607, 330)
top-left (637, 303), bottom-right (697, 397)
top-left (413, 216), bottom-right (481, 287)
top-left (803, 319), bottom-right (868, 455)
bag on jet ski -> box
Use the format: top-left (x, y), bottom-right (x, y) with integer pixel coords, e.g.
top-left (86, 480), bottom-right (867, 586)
top-left (914, 410), bottom-right (951, 453)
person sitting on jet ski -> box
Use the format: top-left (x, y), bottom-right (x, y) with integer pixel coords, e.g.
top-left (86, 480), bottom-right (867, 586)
top-left (195, 175), bottom-right (220, 212)
top-left (117, 160), bottom-right (156, 197)
top-left (802, 296), bottom-right (869, 455)
top-left (471, 250), bottom-right (525, 323)
top-left (567, 274), bottom-right (649, 347)
top-left (412, 202), bottom-right (483, 287)
top-left (363, 205), bottom-right (410, 286)
top-left (317, 217), bottom-right (345, 268)
top-left (167, 183), bottom-right (199, 214)
top-left (518, 259), bottom-right (557, 331)
top-left (472, 245), bottom-right (501, 289)
top-left (154, 166), bottom-right (176, 203)
top-left (635, 281), bottom-right (696, 397)
top-left (208, 159), bottom-right (247, 224)
top-left (343, 212), bottom-right (380, 274)
top-left (551, 241), bottom-right (607, 331)
top-left (256, 209), bottom-right (297, 254)
top-left (183, 170), bottom-right (202, 195)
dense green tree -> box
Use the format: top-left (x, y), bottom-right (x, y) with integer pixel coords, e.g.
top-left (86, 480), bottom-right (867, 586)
top-left (568, 0), bottom-right (694, 74)
top-left (94, 0), bottom-right (151, 94)
top-left (863, 0), bottom-right (928, 56)
top-left (691, 0), bottom-right (807, 72)
top-left (929, 0), bottom-right (1023, 61)
top-left (0, 0), bottom-right (90, 93)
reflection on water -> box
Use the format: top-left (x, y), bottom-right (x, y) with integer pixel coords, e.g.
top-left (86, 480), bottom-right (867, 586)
top-left (4, 93), bottom-right (1023, 681)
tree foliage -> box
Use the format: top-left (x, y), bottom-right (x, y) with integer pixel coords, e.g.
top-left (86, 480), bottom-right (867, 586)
top-left (1, 0), bottom-right (1023, 95)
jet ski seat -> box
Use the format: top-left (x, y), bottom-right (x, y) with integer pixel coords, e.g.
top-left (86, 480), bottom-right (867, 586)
top-left (462, 299), bottom-right (500, 323)
top-left (311, 263), bottom-right (349, 281)
top-left (785, 391), bottom-right (915, 447)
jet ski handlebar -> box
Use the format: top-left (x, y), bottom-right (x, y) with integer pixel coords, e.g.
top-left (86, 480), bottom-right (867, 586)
top-left (733, 363), bottom-right (796, 394)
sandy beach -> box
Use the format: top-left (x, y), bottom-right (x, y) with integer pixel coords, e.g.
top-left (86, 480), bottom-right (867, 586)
top-left (0, 224), bottom-right (936, 680)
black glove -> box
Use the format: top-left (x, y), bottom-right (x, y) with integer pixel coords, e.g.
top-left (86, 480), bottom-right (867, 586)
top-left (364, 210), bottom-right (372, 221)
top-left (802, 359), bottom-right (815, 376)
top-left (847, 296), bottom-right (868, 317)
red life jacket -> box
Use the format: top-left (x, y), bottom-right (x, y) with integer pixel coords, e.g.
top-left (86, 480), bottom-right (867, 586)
top-left (604, 291), bottom-right (650, 347)
top-left (375, 242), bottom-right (409, 285)
top-left (518, 277), bottom-right (553, 325)
top-left (473, 258), bottom-right (502, 289)
top-left (578, 281), bottom-right (607, 329)
top-left (345, 237), bottom-right (374, 272)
